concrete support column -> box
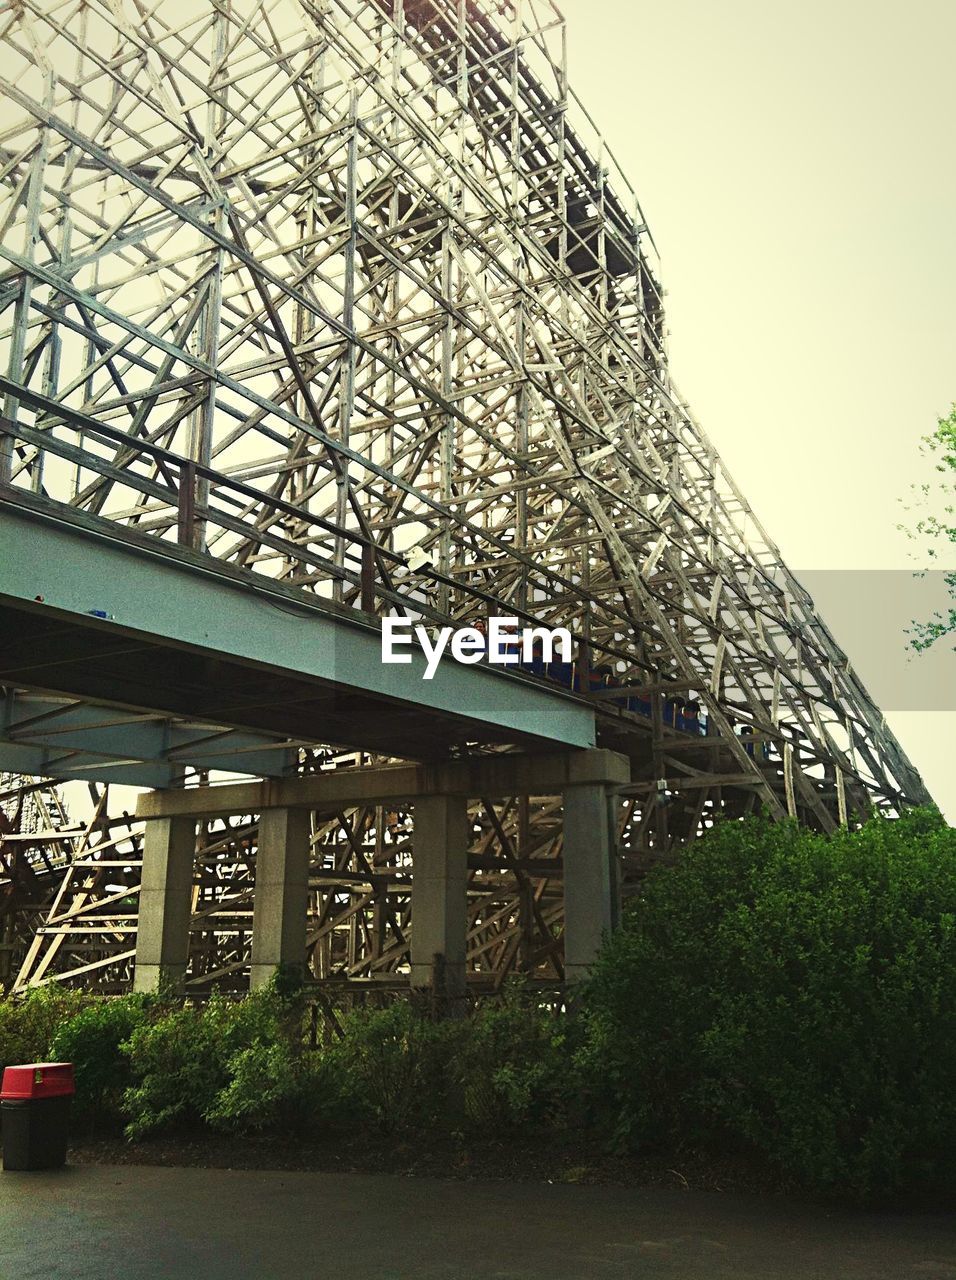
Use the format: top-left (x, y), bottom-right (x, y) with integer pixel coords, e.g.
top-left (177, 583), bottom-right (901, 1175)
top-left (134, 815), bottom-right (196, 993)
top-left (250, 807), bottom-right (311, 990)
top-left (562, 782), bottom-right (620, 984)
top-left (410, 794), bottom-right (469, 998)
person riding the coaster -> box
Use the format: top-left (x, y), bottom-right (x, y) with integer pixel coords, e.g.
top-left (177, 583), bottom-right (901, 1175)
top-left (680, 699), bottom-right (703, 735)
top-left (663, 695), bottom-right (682, 727)
top-left (588, 663), bottom-right (613, 694)
top-left (526, 635), bottom-right (548, 677)
top-left (549, 653), bottom-right (575, 688)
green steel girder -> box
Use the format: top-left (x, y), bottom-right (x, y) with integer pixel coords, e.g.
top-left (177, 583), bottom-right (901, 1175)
top-left (0, 690), bottom-right (298, 786)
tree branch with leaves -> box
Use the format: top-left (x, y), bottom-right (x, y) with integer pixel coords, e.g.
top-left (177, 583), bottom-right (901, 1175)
top-left (901, 406), bottom-right (956, 652)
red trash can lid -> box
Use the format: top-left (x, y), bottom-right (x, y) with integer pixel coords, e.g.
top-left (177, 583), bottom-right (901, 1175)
top-left (1, 1062), bottom-right (75, 1100)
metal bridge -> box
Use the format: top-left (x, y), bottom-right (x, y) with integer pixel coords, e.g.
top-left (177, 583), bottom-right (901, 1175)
top-left (0, 0), bottom-right (930, 996)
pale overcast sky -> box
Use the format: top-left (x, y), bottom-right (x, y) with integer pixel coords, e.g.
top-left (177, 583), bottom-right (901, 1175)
top-left (563, 0), bottom-right (956, 819)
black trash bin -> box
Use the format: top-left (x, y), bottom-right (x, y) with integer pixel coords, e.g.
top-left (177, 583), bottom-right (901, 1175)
top-left (1, 1062), bottom-right (74, 1171)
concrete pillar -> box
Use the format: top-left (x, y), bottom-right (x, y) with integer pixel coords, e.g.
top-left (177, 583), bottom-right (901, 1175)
top-left (410, 794), bottom-right (469, 998)
top-left (562, 782), bottom-right (620, 983)
top-left (250, 807), bottom-right (311, 990)
top-left (134, 815), bottom-right (196, 993)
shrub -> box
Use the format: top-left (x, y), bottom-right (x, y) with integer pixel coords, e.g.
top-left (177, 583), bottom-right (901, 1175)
top-left (456, 984), bottom-right (571, 1134)
top-left (0, 986), bottom-right (91, 1077)
top-left (325, 1001), bottom-right (462, 1135)
top-left (579, 808), bottom-right (956, 1200)
top-left (122, 986), bottom-right (304, 1139)
top-left (205, 1040), bottom-right (338, 1135)
top-left (49, 995), bottom-right (147, 1128)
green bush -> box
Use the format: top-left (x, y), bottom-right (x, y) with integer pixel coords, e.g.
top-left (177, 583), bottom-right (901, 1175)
top-left (579, 808), bottom-right (956, 1200)
top-left (0, 986), bottom-right (91, 1077)
top-left (457, 984), bottom-right (571, 1134)
top-left (49, 995), bottom-right (147, 1128)
top-left (201, 988), bottom-right (576, 1139)
top-left (122, 986), bottom-right (304, 1139)
top-left (206, 1040), bottom-right (338, 1135)
top-left (202, 969), bottom-right (336, 1136)
top-left (10, 807), bottom-right (952, 1204)
top-left (325, 1001), bottom-right (462, 1135)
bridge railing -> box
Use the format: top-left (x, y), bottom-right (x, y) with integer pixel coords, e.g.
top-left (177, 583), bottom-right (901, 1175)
top-left (0, 395), bottom-right (399, 610)
top-left (0, 384), bottom-right (588, 633)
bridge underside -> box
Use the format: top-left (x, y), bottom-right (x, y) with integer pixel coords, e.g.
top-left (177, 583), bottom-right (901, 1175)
top-left (0, 501), bottom-right (595, 765)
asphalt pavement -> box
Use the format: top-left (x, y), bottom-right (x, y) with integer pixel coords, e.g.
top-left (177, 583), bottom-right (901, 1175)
top-left (1, 1162), bottom-right (954, 1280)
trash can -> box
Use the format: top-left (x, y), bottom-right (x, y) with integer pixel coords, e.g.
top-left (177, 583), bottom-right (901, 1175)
top-left (1, 1063), bottom-right (74, 1171)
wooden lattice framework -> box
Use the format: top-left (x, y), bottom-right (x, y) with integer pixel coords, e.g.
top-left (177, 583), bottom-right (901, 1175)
top-left (0, 0), bottom-right (930, 991)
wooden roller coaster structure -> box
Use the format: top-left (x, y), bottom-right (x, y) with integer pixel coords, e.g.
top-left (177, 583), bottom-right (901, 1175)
top-left (0, 0), bottom-right (930, 993)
